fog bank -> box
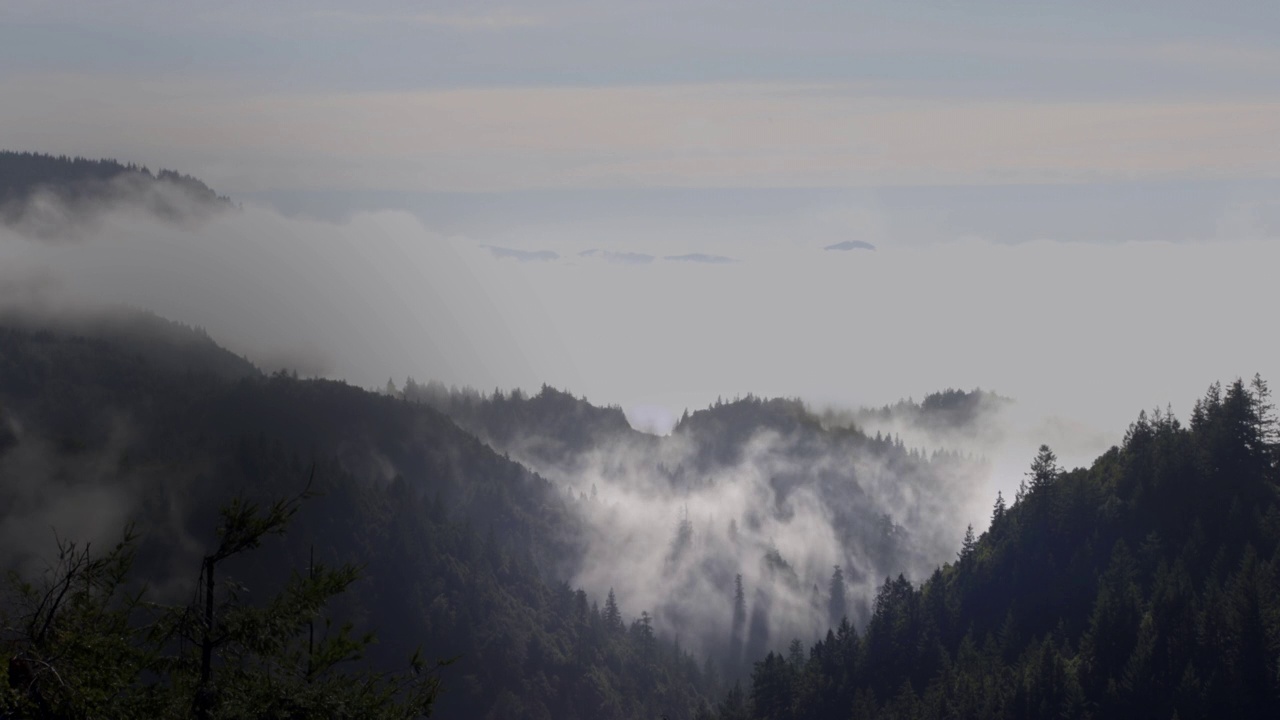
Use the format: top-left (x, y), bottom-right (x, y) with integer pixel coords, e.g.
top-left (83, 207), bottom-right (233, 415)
top-left (3, 191), bottom-right (1277, 521)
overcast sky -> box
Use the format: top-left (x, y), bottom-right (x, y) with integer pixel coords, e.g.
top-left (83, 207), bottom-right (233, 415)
top-left (2, 1), bottom-right (1279, 478)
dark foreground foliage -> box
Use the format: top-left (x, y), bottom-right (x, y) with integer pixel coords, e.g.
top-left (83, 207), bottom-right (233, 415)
top-left (1, 490), bottom-right (443, 719)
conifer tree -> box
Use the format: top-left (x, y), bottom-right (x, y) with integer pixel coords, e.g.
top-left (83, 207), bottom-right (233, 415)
top-left (1028, 444), bottom-right (1060, 492)
top-left (959, 524), bottom-right (976, 562)
top-left (603, 588), bottom-right (623, 630)
top-left (729, 574), bottom-right (747, 670)
top-left (828, 566), bottom-right (848, 627)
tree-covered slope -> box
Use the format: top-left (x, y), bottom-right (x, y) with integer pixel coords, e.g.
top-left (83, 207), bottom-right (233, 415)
top-left (400, 383), bottom-right (989, 685)
top-left (0, 151), bottom-right (232, 236)
top-left (716, 377), bottom-right (1280, 719)
top-left (406, 380), bottom-right (641, 468)
top-left (0, 151), bottom-right (228, 207)
top-left (0, 319), bottom-right (716, 719)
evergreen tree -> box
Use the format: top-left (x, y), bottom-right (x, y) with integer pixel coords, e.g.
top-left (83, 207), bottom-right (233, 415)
top-left (1250, 373), bottom-right (1278, 455)
top-left (1028, 444), bottom-right (1059, 492)
top-left (729, 574), bottom-right (747, 672)
top-left (827, 565), bottom-right (848, 628)
top-left (604, 588), bottom-right (623, 630)
top-left (958, 524), bottom-right (976, 561)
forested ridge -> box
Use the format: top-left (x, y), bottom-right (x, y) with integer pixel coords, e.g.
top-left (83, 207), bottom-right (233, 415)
top-left (712, 377), bottom-right (1280, 719)
top-left (401, 377), bottom-right (990, 679)
top-left (0, 151), bottom-right (229, 208)
top-left (0, 319), bottom-right (717, 718)
top-left (2, 315), bottom-right (1278, 717)
top-left (0, 151), bottom-right (231, 238)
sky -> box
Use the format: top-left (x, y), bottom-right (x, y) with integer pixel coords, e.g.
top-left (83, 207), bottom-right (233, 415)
top-left (2, 1), bottom-right (1279, 490)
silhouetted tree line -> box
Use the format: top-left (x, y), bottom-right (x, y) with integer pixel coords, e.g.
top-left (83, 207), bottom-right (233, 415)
top-left (1, 485), bottom-right (443, 718)
top-left (833, 388), bottom-right (1011, 439)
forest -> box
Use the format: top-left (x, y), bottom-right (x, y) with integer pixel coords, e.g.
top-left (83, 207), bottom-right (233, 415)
top-left (0, 318), bottom-right (719, 718)
top-left (0, 151), bottom-right (230, 237)
top-left (714, 378), bottom-right (1280, 719)
top-left (5, 310), bottom-right (1276, 718)
top-left (2, 154), bottom-right (1278, 718)
top-left (0, 151), bottom-right (228, 208)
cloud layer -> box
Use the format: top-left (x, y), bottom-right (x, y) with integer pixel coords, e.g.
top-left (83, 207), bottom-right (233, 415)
top-left (5, 75), bottom-right (1280, 195)
top-left (2, 192), bottom-right (1278, 516)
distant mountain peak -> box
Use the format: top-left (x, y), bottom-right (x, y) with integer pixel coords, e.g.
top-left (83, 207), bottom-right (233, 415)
top-left (824, 240), bottom-right (876, 251)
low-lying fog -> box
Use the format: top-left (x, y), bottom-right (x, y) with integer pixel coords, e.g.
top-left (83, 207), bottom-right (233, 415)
top-left (2, 187), bottom-right (1276, 544)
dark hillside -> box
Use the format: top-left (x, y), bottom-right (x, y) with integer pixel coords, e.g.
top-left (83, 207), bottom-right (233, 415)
top-left (0, 321), bottom-right (716, 719)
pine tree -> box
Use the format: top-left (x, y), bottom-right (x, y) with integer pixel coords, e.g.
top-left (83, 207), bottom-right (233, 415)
top-left (604, 588), bottom-right (623, 630)
top-left (729, 575), bottom-right (747, 669)
top-left (1250, 374), bottom-right (1277, 448)
top-left (991, 491), bottom-right (1007, 526)
top-left (732, 575), bottom-right (746, 631)
top-left (1028, 444), bottom-right (1060, 492)
top-left (828, 565), bottom-right (848, 627)
top-left (959, 524), bottom-right (976, 562)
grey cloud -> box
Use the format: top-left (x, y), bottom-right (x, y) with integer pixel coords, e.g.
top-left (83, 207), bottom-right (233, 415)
top-left (0, 194), bottom-right (538, 395)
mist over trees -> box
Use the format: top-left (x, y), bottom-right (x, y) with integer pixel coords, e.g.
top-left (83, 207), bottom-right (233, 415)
top-left (0, 297), bottom-right (997, 718)
top-left (4, 156), bottom-right (1277, 718)
top-left (0, 151), bottom-right (231, 238)
top-left (0, 317), bottom-right (719, 718)
top-left (0, 151), bottom-right (229, 208)
top-left (708, 377), bottom-right (1280, 719)
top-left (3, 273), bottom-right (1277, 718)
top-left (398, 380), bottom-right (991, 675)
